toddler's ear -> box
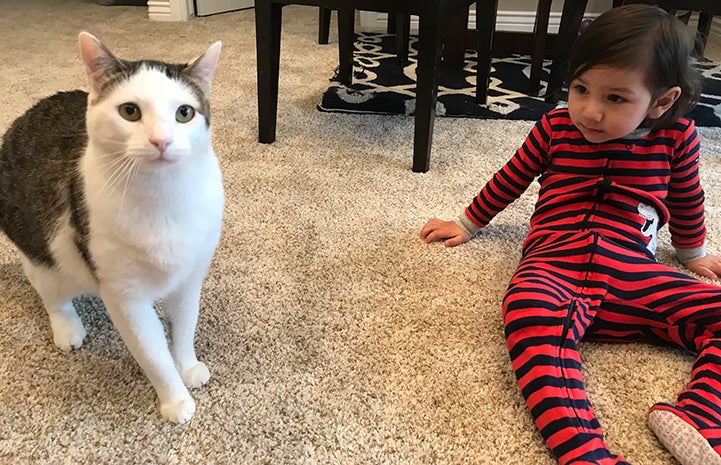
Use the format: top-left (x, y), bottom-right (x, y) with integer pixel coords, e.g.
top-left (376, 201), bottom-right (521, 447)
top-left (648, 86), bottom-right (682, 119)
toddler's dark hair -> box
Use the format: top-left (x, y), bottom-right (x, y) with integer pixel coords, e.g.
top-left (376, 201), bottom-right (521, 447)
top-left (568, 4), bottom-right (701, 130)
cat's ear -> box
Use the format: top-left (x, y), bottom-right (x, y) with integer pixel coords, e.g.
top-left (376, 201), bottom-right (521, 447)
top-left (78, 32), bottom-right (123, 96)
top-left (186, 41), bottom-right (222, 95)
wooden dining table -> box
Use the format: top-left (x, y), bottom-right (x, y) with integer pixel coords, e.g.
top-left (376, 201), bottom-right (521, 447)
top-left (256, 0), bottom-right (466, 172)
top-left (254, 0), bottom-right (587, 172)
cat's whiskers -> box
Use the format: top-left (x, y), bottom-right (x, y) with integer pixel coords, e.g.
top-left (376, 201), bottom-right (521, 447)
top-left (98, 150), bottom-right (132, 173)
top-left (116, 157), bottom-right (142, 215)
top-left (94, 150), bottom-right (129, 162)
top-left (98, 155), bottom-right (141, 215)
top-left (99, 154), bottom-right (138, 197)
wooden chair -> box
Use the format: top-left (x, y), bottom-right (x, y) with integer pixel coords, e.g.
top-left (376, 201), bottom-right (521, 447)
top-left (613, 1), bottom-right (720, 57)
top-left (332, 7), bottom-right (475, 87)
top-left (327, 2), bottom-right (589, 104)
top-left (318, 8), bottom-right (412, 64)
top-left (434, 1), bottom-right (551, 99)
top-left (529, 0), bottom-right (554, 96)
top-left (474, 0), bottom-right (589, 104)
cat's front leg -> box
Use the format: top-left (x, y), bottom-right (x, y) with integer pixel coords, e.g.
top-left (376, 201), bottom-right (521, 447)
top-left (99, 290), bottom-right (197, 424)
top-left (162, 259), bottom-right (212, 389)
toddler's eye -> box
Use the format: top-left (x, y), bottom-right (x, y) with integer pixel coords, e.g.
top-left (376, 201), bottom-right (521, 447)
top-left (118, 103), bottom-right (141, 122)
top-left (176, 105), bottom-right (195, 123)
top-left (573, 84), bottom-right (588, 95)
top-left (607, 94), bottom-right (625, 103)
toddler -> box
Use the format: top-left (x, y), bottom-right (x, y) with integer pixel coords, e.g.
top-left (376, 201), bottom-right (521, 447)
top-left (421, 5), bottom-right (721, 464)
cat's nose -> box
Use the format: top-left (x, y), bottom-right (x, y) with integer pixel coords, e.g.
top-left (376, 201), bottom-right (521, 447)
top-left (150, 137), bottom-right (172, 153)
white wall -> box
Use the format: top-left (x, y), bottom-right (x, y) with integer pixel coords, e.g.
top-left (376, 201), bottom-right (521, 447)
top-left (502, 0), bottom-right (612, 15)
top-left (151, 0), bottom-right (720, 38)
top-left (360, 0), bottom-right (615, 33)
top-left (360, 0), bottom-right (721, 38)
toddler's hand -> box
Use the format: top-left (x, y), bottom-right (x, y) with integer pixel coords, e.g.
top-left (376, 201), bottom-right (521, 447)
top-left (686, 253), bottom-right (721, 280)
top-left (420, 218), bottom-right (470, 247)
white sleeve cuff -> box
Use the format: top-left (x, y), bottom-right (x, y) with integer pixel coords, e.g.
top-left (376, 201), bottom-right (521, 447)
top-left (676, 242), bottom-right (707, 264)
top-left (455, 214), bottom-right (482, 238)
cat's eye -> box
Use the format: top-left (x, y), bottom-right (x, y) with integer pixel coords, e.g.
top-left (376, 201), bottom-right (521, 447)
top-left (118, 103), bottom-right (141, 122)
top-left (176, 105), bottom-right (195, 123)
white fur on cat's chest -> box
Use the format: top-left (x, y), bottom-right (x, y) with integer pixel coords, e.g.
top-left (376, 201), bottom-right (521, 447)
top-left (81, 151), bottom-right (224, 297)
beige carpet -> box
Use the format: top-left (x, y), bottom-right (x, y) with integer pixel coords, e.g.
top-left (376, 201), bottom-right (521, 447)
top-left (2, 1), bottom-right (721, 464)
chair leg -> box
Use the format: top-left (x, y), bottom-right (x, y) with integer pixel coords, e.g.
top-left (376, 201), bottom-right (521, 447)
top-left (695, 12), bottom-right (712, 57)
top-left (475, 0), bottom-right (499, 104)
top-left (318, 7), bottom-right (331, 45)
top-left (528, 0), bottom-right (552, 97)
top-left (395, 13), bottom-right (411, 64)
top-left (443, 4), bottom-right (469, 69)
top-left (387, 13), bottom-right (397, 34)
top-left (337, 9), bottom-right (355, 86)
top-left (545, 0), bottom-right (588, 103)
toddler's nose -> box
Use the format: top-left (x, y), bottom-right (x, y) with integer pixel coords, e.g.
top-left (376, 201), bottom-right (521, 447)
top-left (582, 101), bottom-right (603, 122)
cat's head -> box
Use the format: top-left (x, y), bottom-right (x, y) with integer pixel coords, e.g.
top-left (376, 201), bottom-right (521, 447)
top-left (78, 32), bottom-right (221, 171)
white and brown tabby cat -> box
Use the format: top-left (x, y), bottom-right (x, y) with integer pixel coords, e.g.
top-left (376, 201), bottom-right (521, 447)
top-left (0, 32), bottom-right (223, 424)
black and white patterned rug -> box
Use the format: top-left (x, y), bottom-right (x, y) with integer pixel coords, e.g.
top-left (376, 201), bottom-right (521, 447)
top-left (318, 32), bottom-right (721, 127)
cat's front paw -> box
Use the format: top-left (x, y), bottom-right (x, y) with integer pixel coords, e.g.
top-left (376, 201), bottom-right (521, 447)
top-left (160, 396), bottom-right (196, 424)
top-left (50, 316), bottom-right (87, 351)
top-left (181, 362), bottom-right (210, 388)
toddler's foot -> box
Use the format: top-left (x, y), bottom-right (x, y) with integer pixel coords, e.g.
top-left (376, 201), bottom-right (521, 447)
top-left (648, 403), bottom-right (721, 465)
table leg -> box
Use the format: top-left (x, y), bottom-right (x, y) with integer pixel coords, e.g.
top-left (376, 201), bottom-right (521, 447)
top-left (318, 7), bottom-right (331, 45)
top-left (338, 9), bottom-right (355, 85)
top-left (255, 0), bottom-right (283, 144)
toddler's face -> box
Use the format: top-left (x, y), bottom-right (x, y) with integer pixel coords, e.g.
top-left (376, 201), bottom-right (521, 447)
top-left (567, 66), bottom-right (658, 143)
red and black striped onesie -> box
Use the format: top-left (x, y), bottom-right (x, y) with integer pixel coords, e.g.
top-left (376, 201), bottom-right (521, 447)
top-left (458, 108), bottom-right (721, 464)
